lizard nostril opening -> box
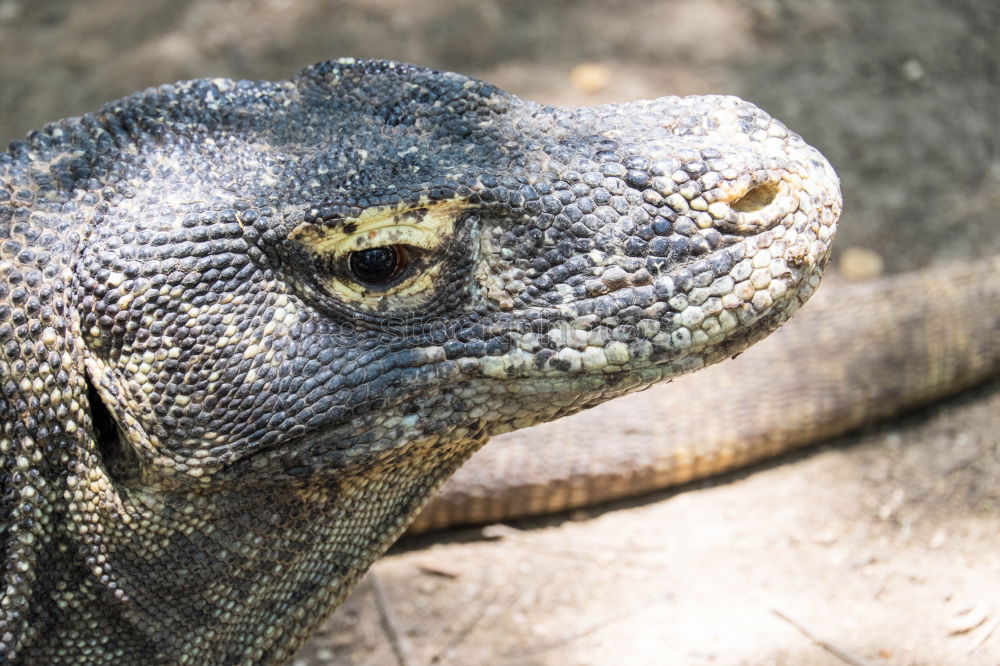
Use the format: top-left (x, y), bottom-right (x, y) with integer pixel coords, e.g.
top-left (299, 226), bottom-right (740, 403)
top-left (731, 182), bottom-right (779, 213)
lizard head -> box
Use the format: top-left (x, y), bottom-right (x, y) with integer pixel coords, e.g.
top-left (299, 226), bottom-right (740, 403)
top-left (77, 60), bottom-right (839, 490)
top-left (11, 59), bottom-right (838, 660)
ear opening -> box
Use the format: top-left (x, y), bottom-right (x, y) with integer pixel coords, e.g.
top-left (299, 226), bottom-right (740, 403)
top-left (83, 370), bottom-right (138, 479)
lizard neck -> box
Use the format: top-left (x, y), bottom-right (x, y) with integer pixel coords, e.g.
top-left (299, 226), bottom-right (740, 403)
top-left (32, 430), bottom-right (487, 664)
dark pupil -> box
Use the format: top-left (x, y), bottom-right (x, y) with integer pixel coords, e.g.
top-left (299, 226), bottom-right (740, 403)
top-left (349, 247), bottom-right (399, 284)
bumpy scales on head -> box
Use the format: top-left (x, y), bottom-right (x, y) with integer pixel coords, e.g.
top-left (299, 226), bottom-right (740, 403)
top-left (0, 59), bottom-right (840, 664)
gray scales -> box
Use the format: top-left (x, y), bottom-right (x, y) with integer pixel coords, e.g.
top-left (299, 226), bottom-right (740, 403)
top-left (1, 55), bottom-right (906, 663)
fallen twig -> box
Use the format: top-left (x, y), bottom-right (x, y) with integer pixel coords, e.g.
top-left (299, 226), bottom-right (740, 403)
top-left (968, 617), bottom-right (999, 656)
top-left (371, 571), bottom-right (417, 666)
top-left (772, 608), bottom-right (874, 666)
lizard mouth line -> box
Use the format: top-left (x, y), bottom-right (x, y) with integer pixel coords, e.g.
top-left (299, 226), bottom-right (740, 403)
top-left (272, 296), bottom-right (792, 469)
top-left (485, 296), bottom-right (793, 383)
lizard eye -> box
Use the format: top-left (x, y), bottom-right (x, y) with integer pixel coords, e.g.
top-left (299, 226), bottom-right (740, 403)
top-left (288, 200), bottom-right (469, 309)
top-left (348, 246), bottom-right (408, 286)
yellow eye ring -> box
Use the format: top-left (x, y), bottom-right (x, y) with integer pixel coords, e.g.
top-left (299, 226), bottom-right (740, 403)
top-left (288, 198), bottom-right (472, 310)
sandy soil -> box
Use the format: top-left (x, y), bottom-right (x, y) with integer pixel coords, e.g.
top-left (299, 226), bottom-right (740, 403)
top-left (1, 1), bottom-right (997, 664)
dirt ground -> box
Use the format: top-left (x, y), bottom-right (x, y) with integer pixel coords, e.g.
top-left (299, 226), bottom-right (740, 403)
top-left (1, 1), bottom-right (998, 664)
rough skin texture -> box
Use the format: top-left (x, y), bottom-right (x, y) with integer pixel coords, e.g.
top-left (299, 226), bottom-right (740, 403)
top-left (412, 257), bottom-right (1000, 532)
top-left (0, 59), bottom-right (840, 664)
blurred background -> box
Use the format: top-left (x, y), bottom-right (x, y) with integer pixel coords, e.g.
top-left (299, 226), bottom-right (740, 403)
top-left (2, 1), bottom-right (997, 664)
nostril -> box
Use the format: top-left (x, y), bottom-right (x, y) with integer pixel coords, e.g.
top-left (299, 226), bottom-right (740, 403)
top-left (731, 182), bottom-right (779, 213)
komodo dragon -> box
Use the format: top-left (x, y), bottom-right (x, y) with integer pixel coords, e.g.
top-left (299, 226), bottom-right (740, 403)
top-left (2, 56), bottom-right (849, 663)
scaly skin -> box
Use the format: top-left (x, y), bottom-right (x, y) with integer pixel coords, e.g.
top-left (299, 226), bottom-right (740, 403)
top-left (0, 59), bottom-right (840, 664)
top-left (412, 257), bottom-right (1000, 532)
